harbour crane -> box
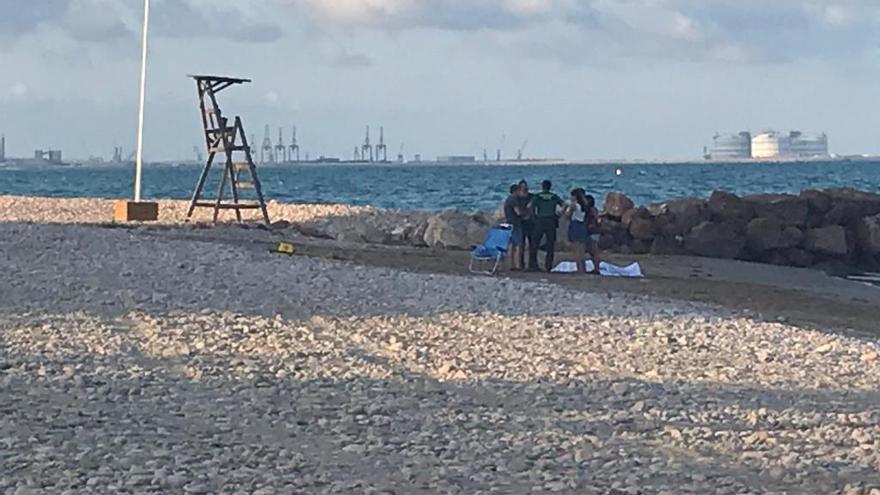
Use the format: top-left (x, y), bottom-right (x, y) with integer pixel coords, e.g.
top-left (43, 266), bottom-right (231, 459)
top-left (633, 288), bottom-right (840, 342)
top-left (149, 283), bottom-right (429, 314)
top-left (361, 126), bottom-right (374, 162)
top-left (260, 125), bottom-right (274, 164)
top-left (288, 126), bottom-right (300, 162)
top-left (376, 127), bottom-right (388, 162)
top-left (497, 134), bottom-right (506, 161)
top-left (517, 139), bottom-right (529, 161)
top-left (275, 127), bottom-right (287, 163)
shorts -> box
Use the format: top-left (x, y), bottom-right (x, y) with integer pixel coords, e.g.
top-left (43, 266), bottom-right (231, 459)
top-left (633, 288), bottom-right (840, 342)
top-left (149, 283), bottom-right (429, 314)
top-left (568, 220), bottom-right (588, 243)
top-left (510, 226), bottom-right (525, 247)
top-left (590, 234), bottom-right (600, 243)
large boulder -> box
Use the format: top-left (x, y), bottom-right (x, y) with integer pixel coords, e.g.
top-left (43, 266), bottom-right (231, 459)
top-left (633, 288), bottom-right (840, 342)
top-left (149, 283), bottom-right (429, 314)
top-left (629, 216), bottom-right (656, 240)
top-left (603, 193), bottom-right (635, 219)
top-left (785, 248), bottom-right (815, 268)
top-left (746, 218), bottom-right (803, 252)
top-left (651, 235), bottom-right (686, 255)
top-left (409, 220), bottom-right (430, 247)
top-left (622, 206), bottom-right (651, 227)
top-left (684, 221), bottom-right (746, 259)
top-left (742, 194), bottom-right (809, 226)
top-left (599, 218), bottom-right (621, 234)
top-left (598, 233), bottom-right (617, 250)
top-left (804, 225), bottom-right (849, 257)
top-left (423, 210), bottom-right (490, 250)
top-left (857, 213), bottom-right (880, 254)
top-left (825, 188), bottom-right (880, 218)
top-left (746, 218), bottom-right (785, 252)
top-left (821, 189), bottom-right (880, 227)
top-left (352, 221), bottom-right (391, 244)
top-left (781, 226), bottom-right (805, 248)
top-left (800, 189), bottom-right (833, 215)
top-left (493, 204), bottom-right (506, 222)
top-left (757, 250), bottom-right (790, 266)
top-left (293, 219), bottom-right (335, 240)
top-left (631, 239), bottom-right (652, 255)
top-left (709, 191), bottom-right (755, 223)
top-left (651, 198), bottom-right (710, 236)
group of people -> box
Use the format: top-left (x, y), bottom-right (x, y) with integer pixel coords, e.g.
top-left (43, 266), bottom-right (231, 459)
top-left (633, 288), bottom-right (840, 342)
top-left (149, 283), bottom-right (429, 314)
top-left (503, 180), bottom-right (601, 274)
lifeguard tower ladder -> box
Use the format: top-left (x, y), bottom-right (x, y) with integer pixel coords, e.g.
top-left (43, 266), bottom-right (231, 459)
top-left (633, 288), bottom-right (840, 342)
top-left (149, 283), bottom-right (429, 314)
top-left (186, 75), bottom-right (270, 224)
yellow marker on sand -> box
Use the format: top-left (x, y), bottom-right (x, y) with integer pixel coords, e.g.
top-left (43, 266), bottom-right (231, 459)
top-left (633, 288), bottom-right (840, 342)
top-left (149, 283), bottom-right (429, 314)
top-left (272, 242), bottom-right (296, 256)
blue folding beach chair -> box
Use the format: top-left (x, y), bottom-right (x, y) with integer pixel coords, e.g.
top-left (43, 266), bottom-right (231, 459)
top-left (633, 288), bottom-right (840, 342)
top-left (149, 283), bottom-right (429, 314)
top-left (469, 224), bottom-right (513, 275)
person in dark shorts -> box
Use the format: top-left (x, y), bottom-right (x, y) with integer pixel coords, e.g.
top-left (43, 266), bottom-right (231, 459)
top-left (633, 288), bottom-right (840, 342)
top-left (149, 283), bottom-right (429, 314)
top-left (516, 180), bottom-right (534, 268)
top-left (528, 180), bottom-right (564, 272)
top-left (585, 194), bottom-right (601, 274)
top-left (503, 184), bottom-right (526, 270)
top-left (564, 188), bottom-right (590, 273)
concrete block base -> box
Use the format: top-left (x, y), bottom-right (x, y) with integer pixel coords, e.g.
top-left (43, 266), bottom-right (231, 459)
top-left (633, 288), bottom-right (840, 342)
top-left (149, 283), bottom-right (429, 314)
top-left (114, 200), bottom-right (159, 222)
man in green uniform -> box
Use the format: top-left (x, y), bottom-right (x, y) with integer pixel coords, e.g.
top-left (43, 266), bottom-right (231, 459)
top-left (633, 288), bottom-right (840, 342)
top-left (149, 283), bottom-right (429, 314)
top-left (528, 180), bottom-right (564, 272)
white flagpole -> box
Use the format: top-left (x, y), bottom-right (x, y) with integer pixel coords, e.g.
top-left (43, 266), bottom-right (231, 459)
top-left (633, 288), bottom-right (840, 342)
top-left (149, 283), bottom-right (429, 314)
top-left (134, 0), bottom-right (150, 202)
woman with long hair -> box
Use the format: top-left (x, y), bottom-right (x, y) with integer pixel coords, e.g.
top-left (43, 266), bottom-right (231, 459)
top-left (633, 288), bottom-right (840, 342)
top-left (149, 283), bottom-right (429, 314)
top-left (565, 188), bottom-right (590, 273)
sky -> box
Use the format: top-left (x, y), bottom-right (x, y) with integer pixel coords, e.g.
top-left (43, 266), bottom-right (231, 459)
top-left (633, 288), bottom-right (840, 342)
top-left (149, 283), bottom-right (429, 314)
top-left (1, 0), bottom-right (879, 161)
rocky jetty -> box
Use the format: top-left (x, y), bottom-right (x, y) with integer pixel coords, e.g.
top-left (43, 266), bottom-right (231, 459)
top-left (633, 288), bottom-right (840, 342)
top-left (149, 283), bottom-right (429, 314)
top-left (592, 188), bottom-right (880, 269)
top-left (281, 187), bottom-right (880, 270)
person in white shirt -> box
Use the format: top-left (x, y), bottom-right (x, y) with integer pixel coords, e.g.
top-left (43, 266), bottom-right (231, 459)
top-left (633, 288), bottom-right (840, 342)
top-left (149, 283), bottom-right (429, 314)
top-left (564, 188), bottom-right (590, 273)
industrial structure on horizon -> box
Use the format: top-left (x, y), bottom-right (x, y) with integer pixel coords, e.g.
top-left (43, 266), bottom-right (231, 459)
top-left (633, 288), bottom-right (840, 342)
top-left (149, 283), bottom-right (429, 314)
top-left (241, 126), bottom-right (563, 165)
top-left (706, 130), bottom-right (830, 160)
top-left (0, 134), bottom-right (69, 166)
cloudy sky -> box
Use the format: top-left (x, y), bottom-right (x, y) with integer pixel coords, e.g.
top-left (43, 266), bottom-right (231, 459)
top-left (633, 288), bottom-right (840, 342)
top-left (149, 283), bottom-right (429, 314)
top-left (1, 0), bottom-right (879, 161)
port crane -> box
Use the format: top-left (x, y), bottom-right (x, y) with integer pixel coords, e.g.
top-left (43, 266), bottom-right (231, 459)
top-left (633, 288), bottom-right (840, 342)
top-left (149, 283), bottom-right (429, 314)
top-left (517, 139), bottom-right (529, 161)
top-left (376, 127), bottom-right (388, 162)
top-left (361, 126), bottom-right (374, 162)
top-left (288, 126), bottom-right (300, 162)
top-left (260, 125), bottom-right (273, 164)
top-left (275, 128), bottom-right (287, 163)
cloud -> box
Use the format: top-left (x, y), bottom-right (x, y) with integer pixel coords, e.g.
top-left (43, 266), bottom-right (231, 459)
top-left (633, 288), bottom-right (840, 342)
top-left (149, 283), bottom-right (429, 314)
top-left (9, 82), bottom-right (28, 98)
top-left (332, 48), bottom-right (374, 68)
top-left (289, 0), bottom-right (558, 31)
top-left (0, 1), bottom-right (63, 34)
top-left (0, 0), bottom-right (284, 44)
top-left (151, 0), bottom-right (284, 43)
top-left (287, 0), bottom-right (880, 64)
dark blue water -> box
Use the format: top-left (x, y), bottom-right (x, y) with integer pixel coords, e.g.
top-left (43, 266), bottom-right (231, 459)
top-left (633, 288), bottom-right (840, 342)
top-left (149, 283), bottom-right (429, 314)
top-left (2, 161), bottom-right (878, 211)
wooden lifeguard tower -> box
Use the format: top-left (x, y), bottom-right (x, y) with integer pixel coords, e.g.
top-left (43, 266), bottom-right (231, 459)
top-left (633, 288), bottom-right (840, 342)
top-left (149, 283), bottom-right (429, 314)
top-left (186, 75), bottom-right (270, 224)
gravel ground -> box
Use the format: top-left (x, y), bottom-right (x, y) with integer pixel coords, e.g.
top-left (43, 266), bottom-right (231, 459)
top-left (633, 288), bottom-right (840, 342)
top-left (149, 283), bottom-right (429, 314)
top-left (0, 195), bottom-right (383, 225)
top-left (2, 223), bottom-right (880, 494)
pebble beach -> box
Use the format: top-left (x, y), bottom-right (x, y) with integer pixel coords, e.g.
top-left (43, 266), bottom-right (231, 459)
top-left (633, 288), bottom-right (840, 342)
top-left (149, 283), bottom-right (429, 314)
top-left (2, 198), bottom-right (880, 494)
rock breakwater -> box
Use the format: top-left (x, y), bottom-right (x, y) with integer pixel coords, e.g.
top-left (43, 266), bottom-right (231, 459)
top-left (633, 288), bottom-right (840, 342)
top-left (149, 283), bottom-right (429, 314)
top-left (595, 188), bottom-right (880, 269)
top-left (279, 187), bottom-right (880, 270)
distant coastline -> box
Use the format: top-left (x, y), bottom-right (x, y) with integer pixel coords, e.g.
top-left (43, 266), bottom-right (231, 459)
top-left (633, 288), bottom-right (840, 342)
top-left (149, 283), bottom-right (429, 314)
top-left (3, 154), bottom-right (879, 170)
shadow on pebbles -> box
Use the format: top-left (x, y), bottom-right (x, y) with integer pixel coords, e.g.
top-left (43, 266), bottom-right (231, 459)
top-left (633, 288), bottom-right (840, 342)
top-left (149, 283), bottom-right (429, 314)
top-left (1, 224), bottom-right (879, 494)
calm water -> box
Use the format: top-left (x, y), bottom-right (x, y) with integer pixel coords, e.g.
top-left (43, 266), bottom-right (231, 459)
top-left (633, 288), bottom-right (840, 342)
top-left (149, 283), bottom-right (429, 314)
top-left (1, 161), bottom-right (879, 211)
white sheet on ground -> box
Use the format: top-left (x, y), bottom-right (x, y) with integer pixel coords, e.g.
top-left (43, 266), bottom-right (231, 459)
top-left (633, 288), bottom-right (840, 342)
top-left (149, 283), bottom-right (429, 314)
top-left (552, 261), bottom-right (643, 278)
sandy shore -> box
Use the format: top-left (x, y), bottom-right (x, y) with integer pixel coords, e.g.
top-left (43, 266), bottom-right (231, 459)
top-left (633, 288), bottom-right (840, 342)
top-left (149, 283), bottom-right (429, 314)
top-left (2, 197), bottom-right (880, 494)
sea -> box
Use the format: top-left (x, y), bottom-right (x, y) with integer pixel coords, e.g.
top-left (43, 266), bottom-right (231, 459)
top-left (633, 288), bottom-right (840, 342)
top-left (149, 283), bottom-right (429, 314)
top-left (1, 160), bottom-right (879, 212)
